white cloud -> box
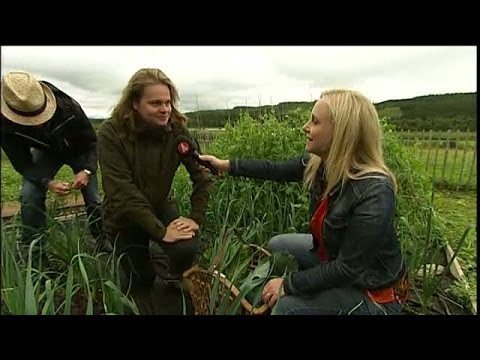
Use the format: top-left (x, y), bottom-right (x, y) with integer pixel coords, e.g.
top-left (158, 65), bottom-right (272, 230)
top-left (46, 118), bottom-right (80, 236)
top-left (1, 46), bottom-right (476, 118)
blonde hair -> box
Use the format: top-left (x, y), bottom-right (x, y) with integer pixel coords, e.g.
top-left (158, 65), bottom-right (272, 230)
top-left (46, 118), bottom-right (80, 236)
top-left (304, 89), bottom-right (397, 197)
top-left (111, 68), bottom-right (187, 138)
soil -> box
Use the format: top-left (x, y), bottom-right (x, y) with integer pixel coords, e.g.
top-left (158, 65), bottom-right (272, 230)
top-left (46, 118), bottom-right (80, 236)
top-left (402, 273), bottom-right (473, 315)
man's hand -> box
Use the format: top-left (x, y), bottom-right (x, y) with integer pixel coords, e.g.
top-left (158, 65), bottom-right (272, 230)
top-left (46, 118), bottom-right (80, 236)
top-left (71, 170), bottom-right (90, 190)
top-left (162, 222), bottom-right (195, 243)
top-left (262, 278), bottom-right (285, 308)
top-left (48, 180), bottom-right (71, 196)
top-left (171, 217), bottom-right (199, 232)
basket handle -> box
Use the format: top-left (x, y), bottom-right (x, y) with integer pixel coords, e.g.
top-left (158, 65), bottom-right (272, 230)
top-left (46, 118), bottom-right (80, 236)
top-left (210, 269), bottom-right (269, 314)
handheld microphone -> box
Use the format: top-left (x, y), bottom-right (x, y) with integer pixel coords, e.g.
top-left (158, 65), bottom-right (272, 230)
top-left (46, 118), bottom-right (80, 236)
top-left (175, 136), bottom-right (219, 176)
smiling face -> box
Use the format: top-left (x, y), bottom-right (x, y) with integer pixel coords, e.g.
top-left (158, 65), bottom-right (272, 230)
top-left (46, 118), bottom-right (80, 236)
top-left (302, 99), bottom-right (334, 158)
top-left (133, 83), bottom-right (172, 126)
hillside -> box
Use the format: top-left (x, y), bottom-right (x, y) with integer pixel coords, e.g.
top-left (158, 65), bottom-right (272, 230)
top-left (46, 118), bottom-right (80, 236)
top-left (184, 101), bottom-right (315, 128)
top-left (182, 93), bottom-right (476, 131)
top-left (375, 93), bottom-right (476, 131)
top-left (376, 93), bottom-right (476, 119)
top-left (88, 93), bottom-right (476, 131)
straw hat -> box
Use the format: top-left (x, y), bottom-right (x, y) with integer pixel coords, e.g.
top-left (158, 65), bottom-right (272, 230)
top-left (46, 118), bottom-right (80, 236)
top-left (1, 71), bottom-right (57, 126)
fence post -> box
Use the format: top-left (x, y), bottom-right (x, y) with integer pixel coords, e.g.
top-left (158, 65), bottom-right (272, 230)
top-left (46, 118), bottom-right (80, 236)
top-left (466, 131), bottom-right (477, 189)
top-left (457, 130), bottom-right (469, 191)
top-left (432, 133), bottom-right (441, 184)
top-left (425, 130), bottom-right (433, 172)
top-left (441, 129), bottom-right (451, 181)
top-left (419, 129), bottom-right (425, 160)
top-left (450, 129), bottom-right (460, 183)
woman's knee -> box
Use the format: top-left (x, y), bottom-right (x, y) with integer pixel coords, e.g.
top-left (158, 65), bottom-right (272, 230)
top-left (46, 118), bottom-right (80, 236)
top-left (271, 295), bottom-right (305, 315)
top-left (267, 234), bottom-right (291, 253)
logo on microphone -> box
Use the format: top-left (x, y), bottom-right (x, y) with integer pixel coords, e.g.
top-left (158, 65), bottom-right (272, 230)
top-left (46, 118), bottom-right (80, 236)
top-left (177, 142), bottom-right (190, 155)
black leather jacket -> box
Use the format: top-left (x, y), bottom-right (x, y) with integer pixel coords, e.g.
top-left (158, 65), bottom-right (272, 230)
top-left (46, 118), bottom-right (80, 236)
top-left (230, 154), bottom-right (406, 296)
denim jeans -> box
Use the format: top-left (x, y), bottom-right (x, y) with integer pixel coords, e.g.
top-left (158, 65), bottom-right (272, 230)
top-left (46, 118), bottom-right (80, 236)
top-left (19, 149), bottom-right (102, 256)
top-left (267, 233), bottom-right (402, 315)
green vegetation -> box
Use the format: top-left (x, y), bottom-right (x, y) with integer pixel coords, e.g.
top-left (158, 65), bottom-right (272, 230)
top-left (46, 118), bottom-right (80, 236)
top-left (433, 190), bottom-right (476, 306)
top-left (2, 109), bottom-right (476, 314)
top-left (376, 93), bottom-right (476, 131)
top-left (1, 216), bottom-right (139, 315)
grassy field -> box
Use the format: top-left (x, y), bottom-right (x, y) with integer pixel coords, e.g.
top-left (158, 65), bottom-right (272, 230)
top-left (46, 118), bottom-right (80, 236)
top-left (432, 189), bottom-right (477, 305)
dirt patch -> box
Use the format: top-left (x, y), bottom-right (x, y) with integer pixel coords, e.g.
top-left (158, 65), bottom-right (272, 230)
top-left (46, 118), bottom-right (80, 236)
top-left (403, 275), bottom-right (473, 315)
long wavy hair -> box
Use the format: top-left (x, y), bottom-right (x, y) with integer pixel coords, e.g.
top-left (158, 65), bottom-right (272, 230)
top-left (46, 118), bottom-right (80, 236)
top-left (304, 89), bottom-right (397, 198)
top-left (111, 68), bottom-right (187, 139)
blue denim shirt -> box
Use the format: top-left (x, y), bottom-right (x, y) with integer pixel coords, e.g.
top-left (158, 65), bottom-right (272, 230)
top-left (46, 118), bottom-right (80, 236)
top-left (230, 154), bottom-right (406, 296)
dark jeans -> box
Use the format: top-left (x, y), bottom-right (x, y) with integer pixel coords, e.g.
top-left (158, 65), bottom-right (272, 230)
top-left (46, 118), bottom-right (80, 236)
top-left (19, 149), bottom-right (102, 257)
top-left (109, 203), bottom-right (200, 294)
top-left (267, 233), bottom-right (403, 315)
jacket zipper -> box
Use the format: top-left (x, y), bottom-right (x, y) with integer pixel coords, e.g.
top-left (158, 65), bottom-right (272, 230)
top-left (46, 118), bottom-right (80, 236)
top-left (13, 132), bottom-right (50, 148)
top-left (51, 115), bottom-right (75, 134)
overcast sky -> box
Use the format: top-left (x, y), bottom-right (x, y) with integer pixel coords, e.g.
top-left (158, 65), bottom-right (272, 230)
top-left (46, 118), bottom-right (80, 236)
top-left (1, 46), bottom-right (476, 119)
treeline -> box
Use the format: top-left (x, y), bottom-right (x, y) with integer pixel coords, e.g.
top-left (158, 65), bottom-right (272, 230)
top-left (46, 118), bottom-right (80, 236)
top-left (89, 93), bottom-right (476, 132)
top-left (376, 93), bottom-right (476, 131)
top-left (184, 101), bottom-right (315, 128)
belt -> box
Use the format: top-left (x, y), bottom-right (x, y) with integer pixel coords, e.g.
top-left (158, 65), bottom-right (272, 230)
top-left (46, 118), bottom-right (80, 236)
top-left (366, 274), bottom-right (409, 304)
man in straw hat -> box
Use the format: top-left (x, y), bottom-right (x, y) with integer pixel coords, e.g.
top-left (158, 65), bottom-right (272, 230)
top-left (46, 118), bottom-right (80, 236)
top-left (1, 71), bottom-right (112, 265)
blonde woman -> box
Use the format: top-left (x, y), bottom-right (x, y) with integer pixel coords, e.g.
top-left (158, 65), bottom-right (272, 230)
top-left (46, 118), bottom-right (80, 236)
top-left (199, 89), bottom-right (408, 315)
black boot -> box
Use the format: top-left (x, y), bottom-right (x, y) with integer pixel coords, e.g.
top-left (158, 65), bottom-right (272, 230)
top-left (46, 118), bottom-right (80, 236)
top-left (95, 237), bottom-right (113, 254)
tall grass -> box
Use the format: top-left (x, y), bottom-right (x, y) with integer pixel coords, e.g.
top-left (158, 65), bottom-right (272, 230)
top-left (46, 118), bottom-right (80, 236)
top-left (1, 213), bottom-right (139, 315)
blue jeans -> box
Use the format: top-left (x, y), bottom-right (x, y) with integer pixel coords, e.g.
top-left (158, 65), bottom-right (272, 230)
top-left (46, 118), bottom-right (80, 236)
top-left (267, 233), bottom-right (402, 315)
top-left (19, 149), bottom-right (102, 253)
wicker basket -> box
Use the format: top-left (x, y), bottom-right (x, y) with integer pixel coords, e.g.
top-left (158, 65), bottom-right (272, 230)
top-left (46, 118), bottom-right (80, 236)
top-left (183, 244), bottom-right (271, 315)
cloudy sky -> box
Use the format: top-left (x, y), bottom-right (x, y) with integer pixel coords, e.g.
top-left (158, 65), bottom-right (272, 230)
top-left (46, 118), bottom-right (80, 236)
top-left (1, 46), bottom-right (476, 119)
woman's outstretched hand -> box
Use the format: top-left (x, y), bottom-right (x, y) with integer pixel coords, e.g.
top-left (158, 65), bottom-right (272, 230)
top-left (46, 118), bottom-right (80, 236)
top-left (198, 155), bottom-right (230, 173)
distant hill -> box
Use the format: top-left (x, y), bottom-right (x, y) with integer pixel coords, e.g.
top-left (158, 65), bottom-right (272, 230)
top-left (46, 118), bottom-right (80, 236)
top-left (90, 93), bottom-right (477, 131)
top-left (183, 93), bottom-right (476, 131)
top-left (184, 101), bottom-right (315, 128)
top-left (375, 93), bottom-right (476, 131)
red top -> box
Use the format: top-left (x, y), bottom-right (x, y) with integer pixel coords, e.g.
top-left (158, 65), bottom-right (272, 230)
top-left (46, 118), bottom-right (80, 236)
top-left (310, 196), bottom-right (330, 262)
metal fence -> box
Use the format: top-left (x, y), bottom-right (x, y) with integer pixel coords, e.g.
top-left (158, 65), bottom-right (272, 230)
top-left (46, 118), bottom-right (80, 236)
top-left (396, 130), bottom-right (477, 190)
